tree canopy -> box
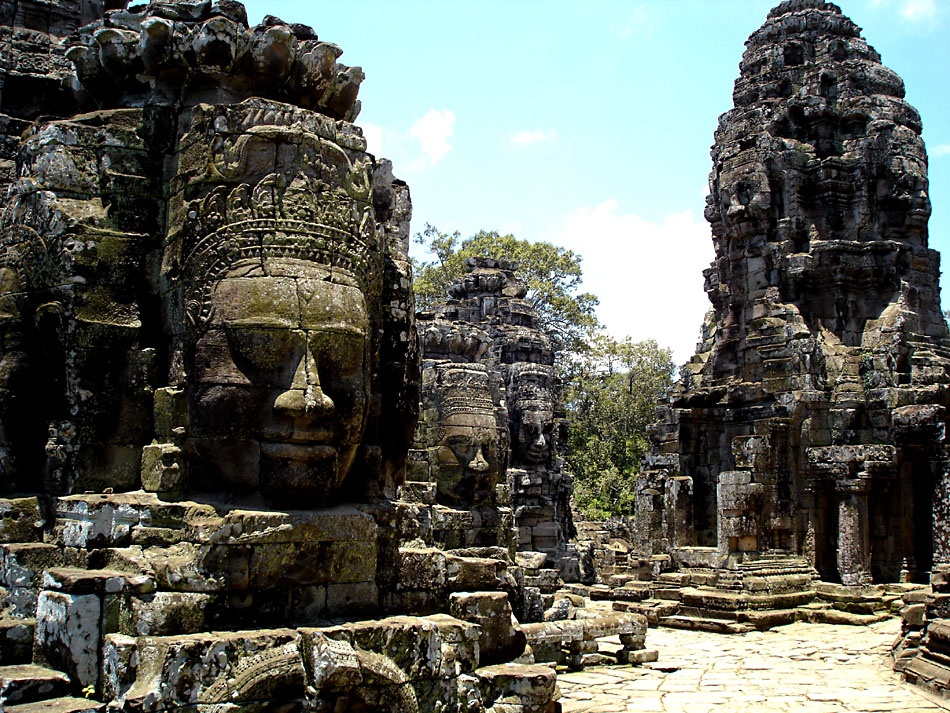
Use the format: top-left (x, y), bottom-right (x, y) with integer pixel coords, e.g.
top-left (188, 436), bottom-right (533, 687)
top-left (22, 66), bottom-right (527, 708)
top-left (564, 336), bottom-right (676, 519)
top-left (412, 225), bottom-right (600, 360)
top-left (413, 225), bottom-right (678, 520)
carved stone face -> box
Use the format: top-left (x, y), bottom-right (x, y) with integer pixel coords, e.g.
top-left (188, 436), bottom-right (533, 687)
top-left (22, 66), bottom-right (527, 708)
top-left (508, 364), bottom-right (555, 466)
top-left (189, 259), bottom-right (370, 500)
top-left (514, 407), bottom-right (554, 465)
top-left (879, 164), bottom-right (930, 233)
top-left (435, 407), bottom-right (502, 506)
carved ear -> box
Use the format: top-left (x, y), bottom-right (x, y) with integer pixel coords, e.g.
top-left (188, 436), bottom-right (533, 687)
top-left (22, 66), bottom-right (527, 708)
top-left (34, 301), bottom-right (64, 332)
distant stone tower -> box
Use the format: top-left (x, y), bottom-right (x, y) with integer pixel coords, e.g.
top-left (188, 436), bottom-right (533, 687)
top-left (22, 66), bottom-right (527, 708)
top-left (636, 0), bottom-right (950, 587)
top-left (408, 258), bottom-right (579, 580)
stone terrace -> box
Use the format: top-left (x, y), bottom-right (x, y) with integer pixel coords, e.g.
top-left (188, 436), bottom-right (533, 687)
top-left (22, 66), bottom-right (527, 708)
top-left (560, 619), bottom-right (950, 713)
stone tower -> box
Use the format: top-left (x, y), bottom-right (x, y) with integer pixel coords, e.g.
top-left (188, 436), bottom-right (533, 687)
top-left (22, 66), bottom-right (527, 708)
top-left (408, 258), bottom-right (580, 580)
top-left (636, 0), bottom-right (950, 587)
top-left (0, 3), bottom-right (569, 710)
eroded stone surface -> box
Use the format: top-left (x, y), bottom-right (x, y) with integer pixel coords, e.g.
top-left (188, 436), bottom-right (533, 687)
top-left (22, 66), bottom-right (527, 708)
top-left (636, 0), bottom-right (950, 610)
top-left (0, 2), bottom-right (556, 712)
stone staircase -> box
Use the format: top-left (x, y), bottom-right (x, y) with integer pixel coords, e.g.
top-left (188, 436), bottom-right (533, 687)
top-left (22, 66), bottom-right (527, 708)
top-left (0, 498), bottom-right (105, 711)
top-left (0, 630), bottom-right (103, 712)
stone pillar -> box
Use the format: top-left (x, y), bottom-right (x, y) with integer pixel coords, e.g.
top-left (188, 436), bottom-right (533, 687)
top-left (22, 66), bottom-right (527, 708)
top-left (836, 476), bottom-right (872, 585)
top-left (633, 473), bottom-right (666, 554)
top-left (665, 476), bottom-right (693, 548)
top-left (800, 481), bottom-right (818, 569)
top-left (717, 470), bottom-right (765, 561)
top-left (934, 459), bottom-right (950, 566)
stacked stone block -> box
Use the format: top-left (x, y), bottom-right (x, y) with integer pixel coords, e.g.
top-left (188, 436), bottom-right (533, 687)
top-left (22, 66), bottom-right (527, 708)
top-left (0, 3), bottom-right (560, 711)
top-left (636, 0), bottom-right (950, 601)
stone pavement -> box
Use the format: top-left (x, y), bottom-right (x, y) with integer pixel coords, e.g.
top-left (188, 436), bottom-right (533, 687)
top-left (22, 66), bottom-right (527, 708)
top-left (558, 618), bottom-right (950, 713)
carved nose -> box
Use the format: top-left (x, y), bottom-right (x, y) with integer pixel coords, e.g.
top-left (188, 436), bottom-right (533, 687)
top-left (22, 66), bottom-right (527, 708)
top-left (467, 447), bottom-right (489, 473)
top-left (274, 348), bottom-right (333, 418)
top-left (533, 432), bottom-right (547, 449)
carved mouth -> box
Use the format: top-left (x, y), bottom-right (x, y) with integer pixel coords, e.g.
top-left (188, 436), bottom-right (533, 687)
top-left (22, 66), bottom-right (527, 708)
top-left (907, 208), bottom-right (929, 227)
top-left (259, 427), bottom-right (335, 444)
top-left (526, 445), bottom-right (547, 461)
top-left (260, 442), bottom-right (336, 461)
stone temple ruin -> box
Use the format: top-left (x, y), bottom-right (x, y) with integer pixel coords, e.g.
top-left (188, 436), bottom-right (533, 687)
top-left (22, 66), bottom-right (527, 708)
top-left (412, 258), bottom-right (578, 582)
top-left (0, 1), bottom-right (651, 711)
top-left (2, 0), bottom-right (950, 709)
top-left (619, 0), bottom-right (950, 660)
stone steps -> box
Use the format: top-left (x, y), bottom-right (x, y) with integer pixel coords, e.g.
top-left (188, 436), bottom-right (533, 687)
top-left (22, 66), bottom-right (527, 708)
top-left (659, 615), bottom-right (754, 634)
top-left (677, 605), bottom-right (800, 631)
top-left (0, 664), bottom-right (72, 706)
top-left (0, 617), bottom-right (35, 664)
top-left (6, 697), bottom-right (105, 713)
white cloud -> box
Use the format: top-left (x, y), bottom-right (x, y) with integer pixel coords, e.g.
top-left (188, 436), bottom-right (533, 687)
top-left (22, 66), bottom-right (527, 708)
top-left (408, 109), bottom-right (455, 168)
top-left (933, 144), bottom-right (950, 157)
top-left (511, 129), bottom-right (556, 145)
top-left (610, 5), bottom-right (650, 39)
top-left (871, 0), bottom-right (938, 23)
top-left (901, 0), bottom-right (936, 22)
top-left (544, 200), bottom-right (713, 365)
top-left (361, 122), bottom-right (384, 157)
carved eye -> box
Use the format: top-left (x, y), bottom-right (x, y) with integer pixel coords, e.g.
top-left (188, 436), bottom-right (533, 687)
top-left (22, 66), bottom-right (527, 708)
top-left (225, 327), bottom-right (306, 385)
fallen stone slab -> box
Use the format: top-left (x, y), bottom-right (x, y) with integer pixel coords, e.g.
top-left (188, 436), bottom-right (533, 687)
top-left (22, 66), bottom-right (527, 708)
top-left (659, 615), bottom-right (754, 635)
top-left (6, 697), bottom-right (105, 713)
top-left (798, 607), bottom-right (891, 626)
top-left (0, 663), bottom-right (71, 705)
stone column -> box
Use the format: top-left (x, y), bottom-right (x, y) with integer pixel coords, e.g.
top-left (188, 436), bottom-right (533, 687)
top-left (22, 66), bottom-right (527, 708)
top-left (933, 457), bottom-right (950, 566)
top-left (665, 476), bottom-right (694, 549)
top-left (800, 480), bottom-right (818, 570)
top-left (836, 475), bottom-right (872, 585)
top-left (633, 474), bottom-right (666, 554)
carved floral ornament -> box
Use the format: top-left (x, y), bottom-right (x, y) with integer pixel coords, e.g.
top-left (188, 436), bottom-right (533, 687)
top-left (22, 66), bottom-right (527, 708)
top-left (0, 196), bottom-right (85, 309)
top-left (200, 636), bottom-right (418, 713)
top-left (168, 108), bottom-right (380, 331)
top-left (67, 1), bottom-right (364, 120)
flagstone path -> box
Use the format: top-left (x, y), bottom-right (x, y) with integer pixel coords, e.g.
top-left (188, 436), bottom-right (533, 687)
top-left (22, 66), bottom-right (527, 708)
top-left (558, 618), bottom-right (949, 712)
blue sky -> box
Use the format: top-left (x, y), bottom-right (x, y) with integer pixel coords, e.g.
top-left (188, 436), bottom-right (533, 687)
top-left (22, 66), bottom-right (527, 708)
top-left (241, 0), bottom-right (950, 364)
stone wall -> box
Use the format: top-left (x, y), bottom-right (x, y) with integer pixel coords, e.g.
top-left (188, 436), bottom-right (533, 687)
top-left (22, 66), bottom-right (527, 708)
top-left (0, 3), bottom-right (561, 711)
top-left (637, 0), bottom-right (950, 591)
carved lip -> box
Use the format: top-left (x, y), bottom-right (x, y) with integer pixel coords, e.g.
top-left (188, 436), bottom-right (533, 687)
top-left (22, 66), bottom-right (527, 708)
top-left (260, 442), bottom-right (336, 461)
top-left (907, 209), bottom-right (929, 227)
top-left (525, 444), bottom-right (548, 461)
top-left (259, 427), bottom-right (335, 445)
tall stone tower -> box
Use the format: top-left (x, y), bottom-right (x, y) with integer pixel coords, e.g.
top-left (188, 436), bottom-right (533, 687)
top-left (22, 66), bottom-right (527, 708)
top-left (636, 0), bottom-right (950, 587)
top-left (407, 258), bottom-right (579, 580)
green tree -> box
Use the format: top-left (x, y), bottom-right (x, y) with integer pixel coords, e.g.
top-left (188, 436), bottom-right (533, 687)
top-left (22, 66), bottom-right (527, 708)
top-left (414, 225), bottom-right (676, 520)
top-left (564, 336), bottom-right (676, 519)
top-left (413, 225), bottom-right (600, 360)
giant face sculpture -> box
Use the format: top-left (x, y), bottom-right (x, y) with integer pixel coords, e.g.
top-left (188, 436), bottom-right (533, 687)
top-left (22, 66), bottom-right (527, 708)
top-left (190, 260), bottom-right (371, 498)
top-left (162, 101), bottom-right (418, 503)
top-left (508, 363), bottom-right (555, 467)
top-left (432, 364), bottom-right (506, 506)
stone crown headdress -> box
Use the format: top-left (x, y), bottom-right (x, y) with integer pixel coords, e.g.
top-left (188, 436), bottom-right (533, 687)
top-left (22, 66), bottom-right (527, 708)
top-left (436, 364), bottom-right (499, 420)
top-left (509, 362), bottom-right (555, 410)
top-left (175, 170), bottom-right (378, 327)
